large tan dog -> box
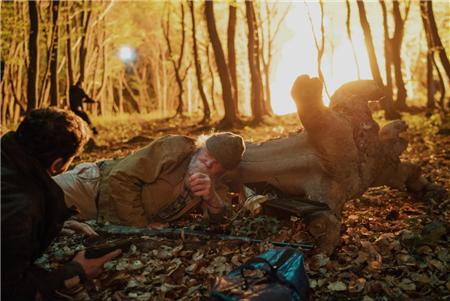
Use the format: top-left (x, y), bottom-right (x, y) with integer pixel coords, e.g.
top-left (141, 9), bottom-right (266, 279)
top-left (233, 75), bottom-right (444, 254)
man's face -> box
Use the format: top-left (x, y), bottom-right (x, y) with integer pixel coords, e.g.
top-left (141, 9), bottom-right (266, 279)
top-left (192, 148), bottom-right (225, 178)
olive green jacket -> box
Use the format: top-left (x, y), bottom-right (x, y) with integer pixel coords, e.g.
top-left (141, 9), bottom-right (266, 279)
top-left (97, 135), bottom-right (228, 226)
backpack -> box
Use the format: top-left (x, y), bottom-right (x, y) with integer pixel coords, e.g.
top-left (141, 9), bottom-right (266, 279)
top-left (210, 247), bottom-right (310, 301)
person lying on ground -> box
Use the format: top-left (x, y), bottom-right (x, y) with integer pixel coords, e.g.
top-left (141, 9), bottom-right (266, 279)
top-left (1, 108), bottom-right (121, 301)
top-left (53, 132), bottom-right (246, 227)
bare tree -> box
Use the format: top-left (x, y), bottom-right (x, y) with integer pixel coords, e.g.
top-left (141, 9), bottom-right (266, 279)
top-left (49, 0), bottom-right (60, 106)
top-left (345, 0), bottom-right (361, 79)
top-left (78, 0), bottom-right (92, 84)
top-left (66, 2), bottom-right (74, 88)
top-left (188, 0), bottom-right (210, 123)
top-left (379, 1), bottom-right (394, 111)
top-left (420, 1), bottom-right (446, 115)
top-left (260, 1), bottom-right (290, 111)
top-left (205, 0), bottom-right (238, 127)
top-left (246, 0), bottom-right (264, 122)
top-left (227, 1), bottom-right (238, 114)
top-left (423, 0), bottom-right (450, 81)
top-left (357, 0), bottom-right (399, 119)
top-left (356, 1), bottom-right (383, 85)
top-left (27, 1), bottom-right (39, 112)
top-left (206, 43), bottom-right (217, 113)
top-left (162, 2), bottom-right (189, 116)
top-left (305, 0), bottom-right (330, 98)
top-left (391, 1), bottom-right (410, 109)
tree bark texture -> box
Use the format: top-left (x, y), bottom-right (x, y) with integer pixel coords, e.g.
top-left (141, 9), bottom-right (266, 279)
top-left (391, 1), bottom-right (408, 109)
top-left (356, 1), bottom-right (383, 85)
top-left (188, 1), bottom-right (210, 123)
top-left (205, 1), bottom-right (237, 127)
top-left (420, 0), bottom-right (446, 114)
top-left (424, 0), bottom-right (450, 82)
top-left (78, 1), bottom-right (92, 84)
top-left (27, 1), bottom-right (39, 112)
top-left (227, 3), bottom-right (238, 114)
top-left (50, 0), bottom-right (60, 106)
top-left (245, 1), bottom-right (263, 123)
top-left (345, 0), bottom-right (361, 79)
top-left (379, 1), bottom-right (395, 112)
top-left (163, 3), bottom-right (188, 116)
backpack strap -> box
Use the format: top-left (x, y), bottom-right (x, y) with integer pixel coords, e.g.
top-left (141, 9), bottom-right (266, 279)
top-left (239, 248), bottom-right (302, 297)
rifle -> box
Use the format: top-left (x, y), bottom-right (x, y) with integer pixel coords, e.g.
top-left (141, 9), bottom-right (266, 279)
top-left (95, 224), bottom-right (315, 251)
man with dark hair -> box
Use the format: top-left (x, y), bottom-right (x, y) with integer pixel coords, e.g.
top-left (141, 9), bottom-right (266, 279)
top-left (69, 80), bottom-right (98, 135)
top-left (1, 108), bottom-right (120, 300)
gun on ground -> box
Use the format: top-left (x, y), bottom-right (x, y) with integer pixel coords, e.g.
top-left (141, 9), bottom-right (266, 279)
top-left (93, 224), bottom-right (315, 251)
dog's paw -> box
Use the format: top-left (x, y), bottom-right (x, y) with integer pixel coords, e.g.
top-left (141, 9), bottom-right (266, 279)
top-left (291, 75), bottom-right (323, 106)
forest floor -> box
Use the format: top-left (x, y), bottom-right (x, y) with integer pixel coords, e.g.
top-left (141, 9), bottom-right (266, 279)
top-left (39, 112), bottom-right (449, 301)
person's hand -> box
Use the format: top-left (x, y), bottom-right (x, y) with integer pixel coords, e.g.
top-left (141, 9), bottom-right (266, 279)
top-left (188, 172), bottom-right (213, 199)
top-left (63, 220), bottom-right (98, 236)
top-left (202, 196), bottom-right (224, 214)
top-left (72, 249), bottom-right (121, 279)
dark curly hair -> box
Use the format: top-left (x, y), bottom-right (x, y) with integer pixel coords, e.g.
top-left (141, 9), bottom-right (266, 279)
top-left (16, 108), bottom-right (89, 169)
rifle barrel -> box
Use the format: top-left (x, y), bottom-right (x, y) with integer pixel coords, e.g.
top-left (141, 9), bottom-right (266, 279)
top-left (97, 224), bottom-right (314, 250)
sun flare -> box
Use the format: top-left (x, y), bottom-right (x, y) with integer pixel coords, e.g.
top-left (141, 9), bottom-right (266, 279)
top-left (270, 2), bottom-right (377, 115)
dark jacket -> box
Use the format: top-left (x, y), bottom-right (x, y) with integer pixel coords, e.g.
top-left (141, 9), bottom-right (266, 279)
top-left (1, 132), bottom-right (85, 300)
top-left (69, 85), bottom-right (94, 111)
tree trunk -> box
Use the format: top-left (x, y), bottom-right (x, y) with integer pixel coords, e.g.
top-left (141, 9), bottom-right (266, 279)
top-left (379, 1), bottom-right (395, 111)
top-left (425, 0), bottom-right (450, 81)
top-left (27, 1), bottom-right (39, 112)
top-left (246, 1), bottom-right (263, 123)
top-left (391, 1), bottom-right (408, 109)
top-left (188, 1), bottom-right (210, 123)
top-left (205, 0), bottom-right (237, 127)
top-left (206, 44), bottom-right (217, 113)
top-left (305, 0), bottom-right (330, 98)
top-left (162, 3), bottom-right (188, 116)
top-left (49, 0), bottom-right (60, 107)
top-left (66, 2), bottom-right (74, 88)
top-left (78, 1), bottom-right (92, 84)
top-left (251, 2), bottom-right (270, 115)
top-left (345, 0), bottom-right (360, 79)
top-left (357, 1), bottom-right (398, 119)
top-left (227, 3), bottom-right (238, 114)
top-left (426, 52), bottom-right (435, 110)
top-left (356, 1), bottom-right (383, 85)
top-left (420, 1), bottom-right (447, 114)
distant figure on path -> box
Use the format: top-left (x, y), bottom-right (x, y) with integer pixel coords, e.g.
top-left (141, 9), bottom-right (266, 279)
top-left (69, 80), bottom-right (98, 135)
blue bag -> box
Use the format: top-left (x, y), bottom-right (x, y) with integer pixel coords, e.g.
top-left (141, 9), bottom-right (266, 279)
top-left (210, 248), bottom-right (310, 301)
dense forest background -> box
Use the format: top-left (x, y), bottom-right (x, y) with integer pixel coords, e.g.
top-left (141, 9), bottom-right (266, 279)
top-left (1, 0), bottom-right (449, 127)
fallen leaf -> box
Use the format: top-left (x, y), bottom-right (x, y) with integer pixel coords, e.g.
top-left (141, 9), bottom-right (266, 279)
top-left (348, 278), bottom-right (366, 293)
top-left (327, 281), bottom-right (347, 291)
top-left (410, 272), bottom-right (430, 284)
top-left (348, 214), bottom-right (359, 221)
top-left (368, 260), bottom-right (381, 270)
top-left (428, 259), bottom-right (445, 272)
top-left (416, 245), bottom-right (433, 255)
top-left (398, 278), bottom-right (416, 291)
top-left (308, 254), bottom-right (330, 271)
